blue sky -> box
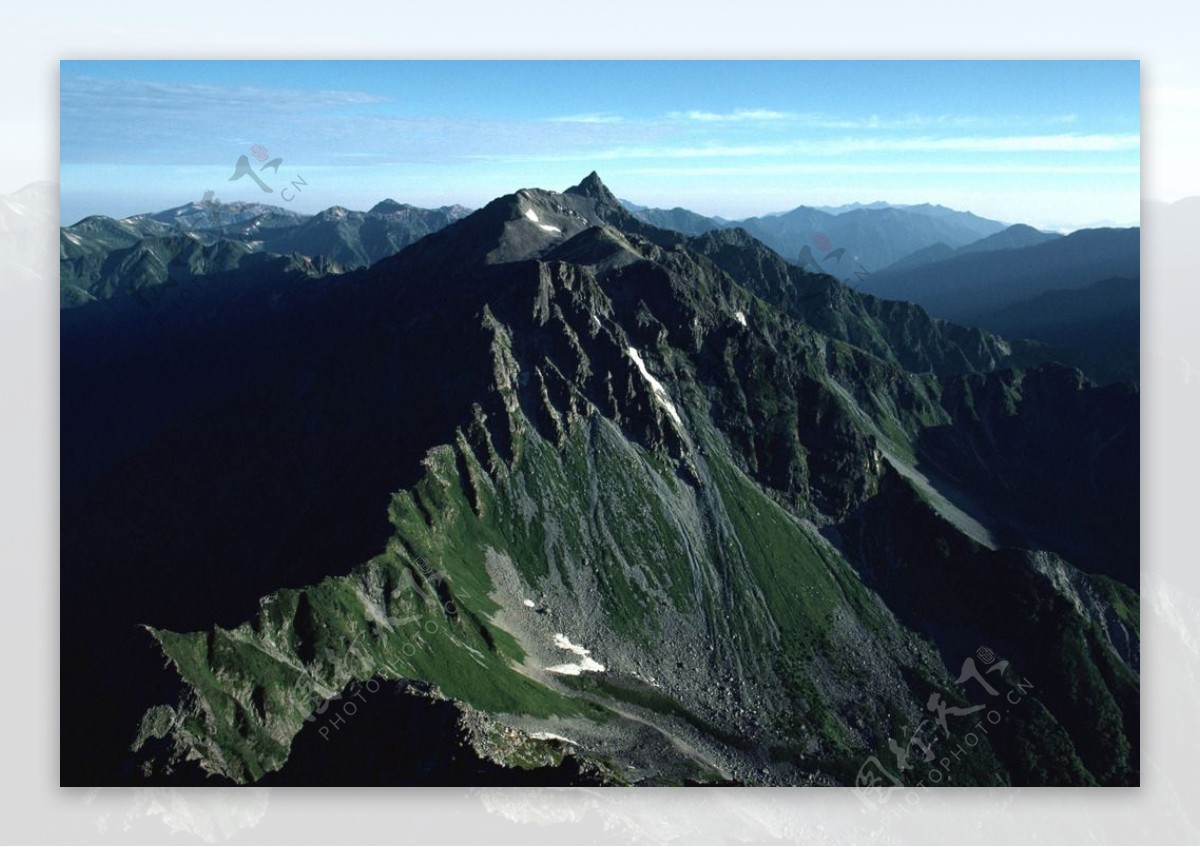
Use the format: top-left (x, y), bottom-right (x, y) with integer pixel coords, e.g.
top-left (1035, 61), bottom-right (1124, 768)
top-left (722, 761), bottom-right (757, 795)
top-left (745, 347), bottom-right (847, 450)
top-left (60, 61), bottom-right (1140, 230)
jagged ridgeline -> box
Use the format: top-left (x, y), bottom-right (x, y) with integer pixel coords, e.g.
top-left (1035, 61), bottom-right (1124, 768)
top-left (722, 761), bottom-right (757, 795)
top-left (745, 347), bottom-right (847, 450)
top-left (60, 174), bottom-right (1138, 786)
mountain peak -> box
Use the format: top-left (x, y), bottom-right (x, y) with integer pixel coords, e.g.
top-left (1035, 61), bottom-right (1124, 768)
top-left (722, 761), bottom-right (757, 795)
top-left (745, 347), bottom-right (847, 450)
top-left (369, 199), bottom-right (409, 215)
top-left (566, 171), bottom-right (617, 205)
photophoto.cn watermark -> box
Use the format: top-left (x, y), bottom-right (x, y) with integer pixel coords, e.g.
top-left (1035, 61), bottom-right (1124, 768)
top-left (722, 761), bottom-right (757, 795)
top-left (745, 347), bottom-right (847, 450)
top-left (125, 143), bottom-right (310, 324)
top-left (852, 645), bottom-right (1035, 827)
top-left (797, 231), bottom-right (872, 287)
top-left (229, 143), bottom-right (308, 201)
top-left (294, 556), bottom-right (480, 742)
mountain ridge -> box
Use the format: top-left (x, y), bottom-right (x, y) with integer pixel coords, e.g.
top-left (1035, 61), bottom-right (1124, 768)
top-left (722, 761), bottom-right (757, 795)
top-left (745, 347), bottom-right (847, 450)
top-left (60, 172), bottom-right (1139, 789)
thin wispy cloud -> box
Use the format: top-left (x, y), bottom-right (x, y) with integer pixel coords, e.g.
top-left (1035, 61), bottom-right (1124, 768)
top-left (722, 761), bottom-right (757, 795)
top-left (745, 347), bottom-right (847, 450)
top-left (546, 113), bottom-right (624, 124)
top-left (483, 133), bottom-right (1140, 164)
top-left (61, 76), bottom-right (387, 118)
top-left (665, 111), bottom-right (1085, 130)
top-left (892, 133), bottom-right (1138, 153)
top-left (669, 109), bottom-right (792, 122)
top-left (802, 113), bottom-right (1083, 130)
top-left (616, 163), bottom-right (1140, 177)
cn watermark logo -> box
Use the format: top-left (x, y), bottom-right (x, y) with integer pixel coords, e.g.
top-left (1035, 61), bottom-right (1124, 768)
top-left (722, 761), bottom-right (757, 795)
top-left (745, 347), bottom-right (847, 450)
top-left (852, 646), bottom-right (1036, 829)
top-left (295, 557), bottom-right (478, 743)
top-left (798, 232), bottom-right (869, 286)
top-left (228, 144), bottom-right (308, 201)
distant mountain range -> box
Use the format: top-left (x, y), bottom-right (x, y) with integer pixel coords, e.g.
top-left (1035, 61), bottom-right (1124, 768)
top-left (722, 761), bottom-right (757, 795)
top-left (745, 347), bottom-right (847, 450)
top-left (620, 198), bottom-right (1139, 386)
top-left (855, 226), bottom-right (1140, 321)
top-left (882, 223), bottom-right (1062, 272)
top-left (622, 198), bottom-right (1010, 275)
top-left (60, 199), bottom-right (471, 305)
top-left (865, 225), bottom-right (1139, 386)
top-left (62, 172), bottom-right (1138, 789)
top-left (62, 190), bottom-right (1141, 389)
top-left (971, 276), bottom-right (1139, 384)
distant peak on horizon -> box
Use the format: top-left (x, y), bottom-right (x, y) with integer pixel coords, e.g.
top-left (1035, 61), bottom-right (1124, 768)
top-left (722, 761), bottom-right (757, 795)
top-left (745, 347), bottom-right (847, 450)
top-left (73, 196), bottom-right (471, 230)
top-left (369, 198), bottom-right (407, 213)
top-left (809, 201), bottom-right (893, 215)
top-left (620, 194), bottom-right (1006, 227)
top-left (58, 172), bottom-right (1146, 234)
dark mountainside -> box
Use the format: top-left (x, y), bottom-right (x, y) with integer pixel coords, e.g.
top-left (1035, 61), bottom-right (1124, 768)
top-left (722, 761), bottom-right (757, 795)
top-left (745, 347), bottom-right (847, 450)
top-left (846, 228), bottom-right (1140, 385)
top-left (882, 224), bottom-right (1062, 273)
top-left (682, 227), bottom-right (1052, 377)
top-left (969, 277), bottom-right (1139, 385)
top-left (61, 173), bottom-right (1138, 788)
top-left (853, 227), bottom-right (1140, 322)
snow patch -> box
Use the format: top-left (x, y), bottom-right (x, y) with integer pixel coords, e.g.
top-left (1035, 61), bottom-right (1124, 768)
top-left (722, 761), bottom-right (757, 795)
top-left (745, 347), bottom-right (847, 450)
top-left (734, 310), bottom-right (748, 327)
top-left (626, 347), bottom-right (683, 426)
top-left (553, 633), bottom-right (587, 653)
top-left (545, 633), bottom-right (606, 676)
top-left (529, 731), bottom-right (579, 745)
top-left (545, 658), bottom-right (605, 675)
top-left (522, 599), bottom-right (536, 608)
top-left (523, 206), bottom-right (561, 233)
